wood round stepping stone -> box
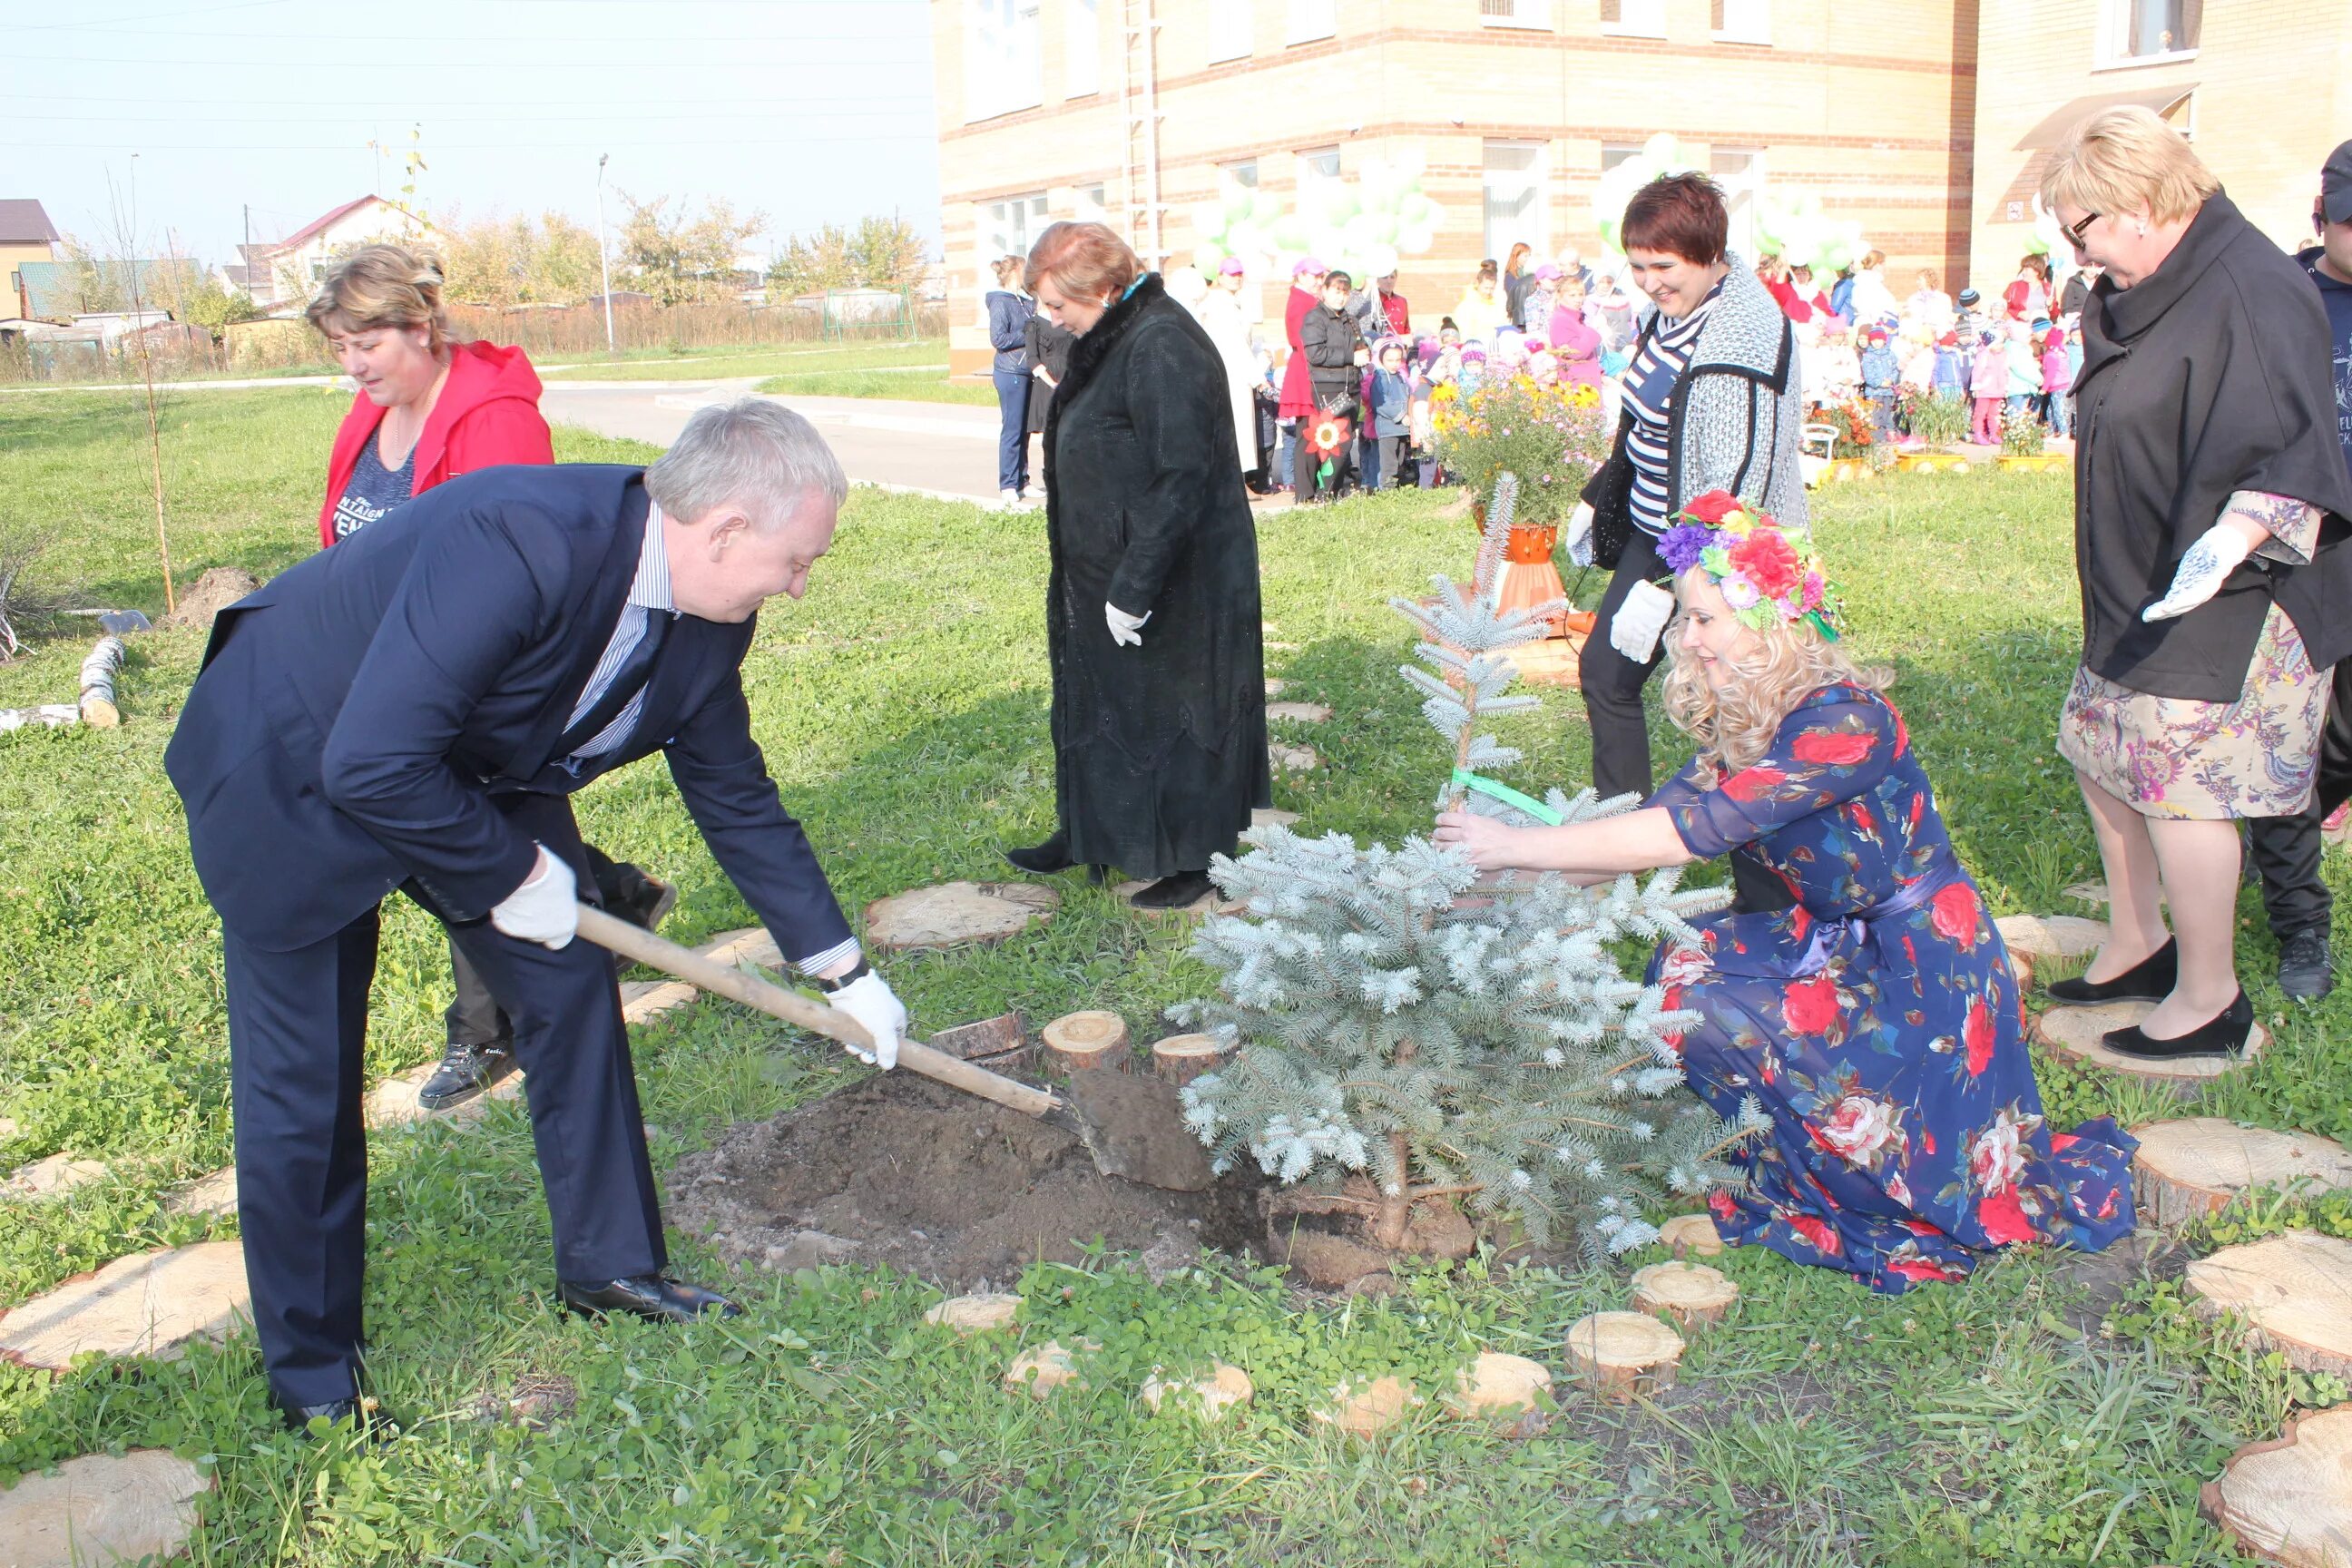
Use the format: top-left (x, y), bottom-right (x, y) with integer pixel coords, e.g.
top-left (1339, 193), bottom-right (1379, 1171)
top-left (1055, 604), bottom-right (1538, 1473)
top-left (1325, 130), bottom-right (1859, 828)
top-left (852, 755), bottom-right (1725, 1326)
top-left (1250, 807), bottom-right (1300, 829)
top-left (2184, 1230), bottom-right (2352, 1378)
top-left (1450, 1351), bottom-right (1552, 1416)
top-left (1563, 1310), bottom-right (1684, 1402)
top-left (0, 1242), bottom-right (249, 1369)
top-left (1630, 1260), bottom-right (1740, 1328)
top-left (2034, 1001), bottom-right (2266, 1084)
top-left (1314, 1374), bottom-right (1420, 1437)
top-left (1269, 741), bottom-right (1318, 772)
top-left (1004, 1337), bottom-right (1098, 1398)
top-left (1042, 1011), bottom-right (1129, 1073)
top-left (1656, 1213), bottom-right (1725, 1259)
top-left (163, 1167), bottom-right (240, 1220)
top-left (4, 1155), bottom-right (109, 1200)
top-left (1994, 913), bottom-right (2108, 963)
top-left (863, 881), bottom-right (1058, 952)
top-left (2132, 1119), bottom-right (2352, 1230)
top-left (1150, 1034), bottom-right (1230, 1087)
top-left (0, 1448), bottom-right (212, 1568)
top-left (1263, 678), bottom-right (1286, 698)
top-left (1141, 1362), bottom-right (1253, 1420)
top-left (2200, 1407), bottom-right (2352, 1568)
top-left (923, 1292), bottom-right (1021, 1335)
top-left (1267, 701), bottom-right (1332, 724)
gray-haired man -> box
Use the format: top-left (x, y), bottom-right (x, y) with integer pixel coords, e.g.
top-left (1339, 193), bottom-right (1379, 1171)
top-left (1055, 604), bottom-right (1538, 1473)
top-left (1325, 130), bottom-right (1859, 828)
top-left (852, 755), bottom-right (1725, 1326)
top-left (167, 398), bottom-right (906, 1433)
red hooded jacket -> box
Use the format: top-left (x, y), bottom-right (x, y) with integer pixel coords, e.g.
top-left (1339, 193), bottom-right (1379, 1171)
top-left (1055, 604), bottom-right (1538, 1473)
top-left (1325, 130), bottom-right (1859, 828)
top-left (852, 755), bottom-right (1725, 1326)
top-left (317, 339), bottom-right (553, 547)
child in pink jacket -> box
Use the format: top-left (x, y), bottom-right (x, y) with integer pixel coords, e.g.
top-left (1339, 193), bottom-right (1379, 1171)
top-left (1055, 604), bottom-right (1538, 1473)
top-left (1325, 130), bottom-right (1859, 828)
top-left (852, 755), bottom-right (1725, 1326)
top-left (1969, 328), bottom-right (2007, 445)
top-left (2039, 328), bottom-right (2073, 437)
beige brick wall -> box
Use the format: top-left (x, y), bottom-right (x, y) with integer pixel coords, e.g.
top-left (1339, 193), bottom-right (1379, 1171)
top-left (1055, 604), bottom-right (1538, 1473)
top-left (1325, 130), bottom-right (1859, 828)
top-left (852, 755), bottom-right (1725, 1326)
top-left (1970, 0), bottom-right (2351, 293)
top-left (937, 0), bottom-right (1976, 374)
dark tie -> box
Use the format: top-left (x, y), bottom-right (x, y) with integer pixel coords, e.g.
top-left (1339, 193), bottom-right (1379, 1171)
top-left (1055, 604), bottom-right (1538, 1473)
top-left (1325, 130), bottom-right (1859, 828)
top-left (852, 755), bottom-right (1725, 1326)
top-left (555, 610), bottom-right (672, 760)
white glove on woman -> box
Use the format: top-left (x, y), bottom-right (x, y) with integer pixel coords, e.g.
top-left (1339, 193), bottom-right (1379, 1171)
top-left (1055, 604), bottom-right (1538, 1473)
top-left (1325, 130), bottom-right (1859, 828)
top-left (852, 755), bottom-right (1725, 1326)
top-left (1609, 579), bottom-right (1677, 663)
top-left (490, 844), bottom-right (578, 950)
top-left (2142, 523), bottom-right (2254, 622)
top-left (1106, 602), bottom-right (1150, 647)
top-left (826, 969), bottom-right (907, 1070)
top-left (1565, 501), bottom-right (1596, 567)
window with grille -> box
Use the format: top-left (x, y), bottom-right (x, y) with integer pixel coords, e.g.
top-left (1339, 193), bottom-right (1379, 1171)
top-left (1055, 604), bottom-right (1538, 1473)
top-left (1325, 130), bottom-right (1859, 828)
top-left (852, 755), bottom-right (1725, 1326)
top-left (1224, 159), bottom-right (1260, 191)
top-left (1483, 141), bottom-right (1548, 260)
top-left (1208, 0), bottom-right (1253, 62)
top-left (1287, 0), bottom-right (1337, 45)
top-left (1481, 0), bottom-right (1550, 25)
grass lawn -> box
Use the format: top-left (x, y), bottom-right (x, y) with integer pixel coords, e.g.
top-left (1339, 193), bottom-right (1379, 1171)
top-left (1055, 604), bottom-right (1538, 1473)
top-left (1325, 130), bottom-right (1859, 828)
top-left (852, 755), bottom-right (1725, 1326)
top-left (0, 386), bottom-right (2347, 1565)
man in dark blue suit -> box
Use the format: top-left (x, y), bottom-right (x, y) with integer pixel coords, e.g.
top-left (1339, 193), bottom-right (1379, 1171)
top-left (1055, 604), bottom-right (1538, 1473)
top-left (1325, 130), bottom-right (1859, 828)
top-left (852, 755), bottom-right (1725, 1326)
top-left (165, 399), bottom-right (908, 1432)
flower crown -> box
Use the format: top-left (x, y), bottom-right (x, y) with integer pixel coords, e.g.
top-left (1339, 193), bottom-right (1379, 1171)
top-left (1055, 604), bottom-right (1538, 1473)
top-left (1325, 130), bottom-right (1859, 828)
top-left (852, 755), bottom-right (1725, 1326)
top-left (1656, 490), bottom-right (1843, 641)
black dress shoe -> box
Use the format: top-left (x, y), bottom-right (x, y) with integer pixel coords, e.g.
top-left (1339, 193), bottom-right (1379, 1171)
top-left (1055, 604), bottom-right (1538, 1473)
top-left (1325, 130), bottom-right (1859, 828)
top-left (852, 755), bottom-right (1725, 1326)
top-left (2102, 989), bottom-right (2254, 1060)
top-left (416, 1037), bottom-right (519, 1112)
top-left (1129, 869), bottom-right (1216, 909)
top-left (559, 1273), bottom-right (743, 1324)
top-left (2045, 939), bottom-right (2177, 1005)
top-left (278, 1396), bottom-right (396, 1439)
top-left (1004, 832), bottom-right (1076, 876)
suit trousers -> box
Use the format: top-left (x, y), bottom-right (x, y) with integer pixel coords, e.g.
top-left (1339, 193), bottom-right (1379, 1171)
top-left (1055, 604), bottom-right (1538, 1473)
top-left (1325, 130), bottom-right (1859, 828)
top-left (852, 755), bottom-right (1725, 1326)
top-left (2247, 660), bottom-right (2352, 942)
top-left (446, 842), bottom-right (640, 1047)
top-left (222, 790), bottom-right (666, 1406)
top-left (1578, 528), bottom-right (1671, 803)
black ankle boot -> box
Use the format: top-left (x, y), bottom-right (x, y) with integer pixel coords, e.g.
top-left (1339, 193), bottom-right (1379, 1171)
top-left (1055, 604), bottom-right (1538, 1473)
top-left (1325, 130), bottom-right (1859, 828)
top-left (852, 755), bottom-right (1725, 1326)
top-left (1004, 833), bottom-right (1075, 876)
top-left (1129, 870), bottom-right (1215, 909)
top-left (2101, 989), bottom-right (2253, 1060)
top-left (2046, 939), bottom-right (2177, 1005)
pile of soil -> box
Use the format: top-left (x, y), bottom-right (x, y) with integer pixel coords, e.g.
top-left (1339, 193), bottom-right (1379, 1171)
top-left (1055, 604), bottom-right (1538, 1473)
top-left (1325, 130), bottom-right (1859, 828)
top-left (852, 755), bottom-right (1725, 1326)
top-left (666, 1073), bottom-right (1267, 1293)
top-left (161, 566), bottom-right (262, 631)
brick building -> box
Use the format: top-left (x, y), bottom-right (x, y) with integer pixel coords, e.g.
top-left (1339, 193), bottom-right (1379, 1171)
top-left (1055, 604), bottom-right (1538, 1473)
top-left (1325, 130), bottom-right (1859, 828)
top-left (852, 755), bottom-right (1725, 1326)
top-left (931, 0), bottom-right (1982, 375)
top-left (1968, 0), bottom-right (2352, 289)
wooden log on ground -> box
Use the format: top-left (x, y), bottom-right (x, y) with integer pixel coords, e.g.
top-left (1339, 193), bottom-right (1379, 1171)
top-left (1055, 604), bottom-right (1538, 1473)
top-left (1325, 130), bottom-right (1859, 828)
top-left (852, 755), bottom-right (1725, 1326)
top-left (77, 634), bottom-right (125, 728)
top-left (928, 1012), bottom-right (1027, 1063)
top-left (1563, 1310), bottom-right (1684, 1402)
top-left (0, 705), bottom-right (79, 733)
top-left (1657, 1213), bottom-right (1726, 1259)
top-left (2132, 1119), bottom-right (2352, 1230)
top-left (1150, 1033), bottom-right (1229, 1086)
top-left (1042, 1011), bottom-right (1129, 1073)
top-left (1630, 1261), bottom-right (1740, 1329)
top-left (2199, 1407), bottom-right (2352, 1568)
top-left (2183, 1230), bottom-right (2352, 1379)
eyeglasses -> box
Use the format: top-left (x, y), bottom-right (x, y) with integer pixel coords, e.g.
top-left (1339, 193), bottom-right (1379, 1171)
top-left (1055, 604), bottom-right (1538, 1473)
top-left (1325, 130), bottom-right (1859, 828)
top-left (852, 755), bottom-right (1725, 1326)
top-left (2061, 211), bottom-right (2103, 251)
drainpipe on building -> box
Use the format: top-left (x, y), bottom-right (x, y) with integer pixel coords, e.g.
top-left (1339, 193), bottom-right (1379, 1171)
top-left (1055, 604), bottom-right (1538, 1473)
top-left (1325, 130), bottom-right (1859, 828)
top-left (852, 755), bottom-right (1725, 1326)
top-left (1140, 0), bottom-right (1161, 267)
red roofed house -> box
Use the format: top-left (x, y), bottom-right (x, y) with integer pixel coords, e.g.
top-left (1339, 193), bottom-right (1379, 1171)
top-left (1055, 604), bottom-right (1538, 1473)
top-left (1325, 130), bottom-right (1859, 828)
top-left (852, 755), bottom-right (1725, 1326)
top-left (221, 194), bottom-right (431, 312)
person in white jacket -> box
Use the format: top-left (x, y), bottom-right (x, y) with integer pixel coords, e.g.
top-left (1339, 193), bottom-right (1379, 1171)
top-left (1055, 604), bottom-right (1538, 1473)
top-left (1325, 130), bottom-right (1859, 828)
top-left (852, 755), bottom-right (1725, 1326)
top-left (1197, 259), bottom-right (1262, 479)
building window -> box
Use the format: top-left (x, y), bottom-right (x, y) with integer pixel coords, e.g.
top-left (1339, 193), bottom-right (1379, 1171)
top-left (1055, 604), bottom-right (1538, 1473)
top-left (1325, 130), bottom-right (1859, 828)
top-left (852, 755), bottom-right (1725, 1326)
top-left (1598, 0), bottom-right (1665, 38)
top-left (2102, 0), bottom-right (2200, 62)
top-left (1481, 0), bottom-right (1552, 25)
top-left (984, 191), bottom-right (1051, 262)
top-left (1710, 0), bottom-right (1769, 44)
top-left (1287, 0), bottom-right (1336, 45)
top-left (1710, 146), bottom-right (1765, 258)
top-left (1074, 183), bottom-right (1110, 223)
top-left (965, 0), bottom-right (1043, 122)
top-left (1223, 159), bottom-right (1260, 192)
top-left (1208, 0), bottom-right (1252, 62)
top-left (1483, 141), bottom-right (1548, 261)
top-left (1600, 142), bottom-right (1643, 172)
top-left (1064, 0), bottom-right (1099, 97)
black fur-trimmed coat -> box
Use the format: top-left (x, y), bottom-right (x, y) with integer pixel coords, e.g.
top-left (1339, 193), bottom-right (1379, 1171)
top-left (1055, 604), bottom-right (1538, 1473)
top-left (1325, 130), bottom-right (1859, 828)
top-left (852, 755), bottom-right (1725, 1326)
top-left (1038, 273), bottom-right (1270, 877)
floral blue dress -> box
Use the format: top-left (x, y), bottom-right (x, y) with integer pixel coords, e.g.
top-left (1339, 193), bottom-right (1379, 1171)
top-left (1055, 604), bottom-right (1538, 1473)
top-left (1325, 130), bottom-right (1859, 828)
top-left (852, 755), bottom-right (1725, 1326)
top-left (1642, 683), bottom-right (2136, 1293)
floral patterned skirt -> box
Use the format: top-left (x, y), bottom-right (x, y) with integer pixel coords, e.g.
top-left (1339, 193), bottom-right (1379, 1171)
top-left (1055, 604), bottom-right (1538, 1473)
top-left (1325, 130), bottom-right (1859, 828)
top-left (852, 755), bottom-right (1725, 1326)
top-left (2057, 603), bottom-right (2328, 820)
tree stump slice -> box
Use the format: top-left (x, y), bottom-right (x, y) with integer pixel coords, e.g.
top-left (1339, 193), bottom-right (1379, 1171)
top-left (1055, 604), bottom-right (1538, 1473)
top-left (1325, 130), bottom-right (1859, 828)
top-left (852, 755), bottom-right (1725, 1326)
top-left (4, 1155), bottom-right (109, 1200)
top-left (1269, 741), bottom-right (1318, 772)
top-left (1994, 914), bottom-right (2109, 962)
top-left (1004, 1337), bottom-right (1098, 1398)
top-left (1264, 678), bottom-right (1286, 698)
top-left (1141, 1362), bottom-right (1254, 1421)
top-left (2184, 1230), bottom-right (2352, 1379)
top-left (863, 882), bottom-right (1058, 952)
top-left (2007, 950), bottom-right (2035, 991)
top-left (1657, 1213), bottom-right (1726, 1259)
top-left (1631, 1260), bottom-right (1740, 1329)
top-left (927, 1012), bottom-right (1027, 1063)
top-left (0, 1447), bottom-right (212, 1568)
top-left (2200, 1407), bottom-right (2352, 1568)
top-left (1267, 701), bottom-right (1332, 724)
top-left (163, 1167), bottom-right (239, 1220)
top-left (1564, 1311), bottom-right (1684, 1402)
top-left (1150, 1034), bottom-right (1230, 1086)
top-left (1250, 807), bottom-right (1300, 829)
top-left (1314, 1374), bottom-right (1420, 1437)
top-left (2034, 1002), bottom-right (2266, 1084)
top-left (0, 1242), bottom-right (250, 1369)
top-left (1450, 1351), bottom-right (1553, 1416)
top-left (2132, 1119), bottom-right (2352, 1230)
top-left (923, 1292), bottom-right (1021, 1335)
top-left (1042, 1012), bottom-right (1129, 1073)
top-left (77, 635), bottom-right (125, 729)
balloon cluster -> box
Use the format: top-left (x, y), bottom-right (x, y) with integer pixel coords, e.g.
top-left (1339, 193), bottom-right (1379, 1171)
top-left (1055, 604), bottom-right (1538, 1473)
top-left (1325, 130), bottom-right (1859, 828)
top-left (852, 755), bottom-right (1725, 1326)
top-left (1590, 133), bottom-right (1699, 258)
top-left (1191, 155), bottom-right (1447, 283)
top-left (1752, 190), bottom-right (1872, 275)
top-left (2020, 192), bottom-right (2068, 258)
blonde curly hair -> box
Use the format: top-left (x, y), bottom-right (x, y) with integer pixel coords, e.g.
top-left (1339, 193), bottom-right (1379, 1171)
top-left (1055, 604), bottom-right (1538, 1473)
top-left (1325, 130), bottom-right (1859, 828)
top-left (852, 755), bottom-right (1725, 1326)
top-left (1659, 583), bottom-right (1883, 776)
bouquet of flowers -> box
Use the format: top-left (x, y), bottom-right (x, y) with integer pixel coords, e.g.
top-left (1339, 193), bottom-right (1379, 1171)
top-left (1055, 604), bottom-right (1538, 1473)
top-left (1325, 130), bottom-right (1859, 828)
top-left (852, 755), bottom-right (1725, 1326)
top-left (2000, 403), bottom-right (2046, 458)
top-left (1430, 374), bottom-right (1611, 526)
top-left (1827, 397), bottom-right (1877, 458)
top-left (1655, 489), bottom-right (1842, 641)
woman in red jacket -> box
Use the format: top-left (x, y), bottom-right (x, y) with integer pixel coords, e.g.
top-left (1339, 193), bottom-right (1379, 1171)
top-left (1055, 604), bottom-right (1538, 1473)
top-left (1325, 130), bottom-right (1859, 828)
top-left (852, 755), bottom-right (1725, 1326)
top-left (308, 244), bottom-right (673, 1112)
top-left (1277, 256), bottom-right (1327, 497)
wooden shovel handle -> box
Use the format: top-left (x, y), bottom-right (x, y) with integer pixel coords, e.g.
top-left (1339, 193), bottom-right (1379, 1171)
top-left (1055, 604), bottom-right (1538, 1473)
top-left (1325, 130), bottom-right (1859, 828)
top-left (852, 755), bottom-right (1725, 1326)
top-left (573, 904), bottom-right (1058, 1120)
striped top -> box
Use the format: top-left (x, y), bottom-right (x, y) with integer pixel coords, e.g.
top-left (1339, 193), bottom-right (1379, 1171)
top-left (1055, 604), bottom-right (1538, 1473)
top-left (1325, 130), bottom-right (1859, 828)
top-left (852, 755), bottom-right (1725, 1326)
top-left (1619, 284), bottom-right (1721, 537)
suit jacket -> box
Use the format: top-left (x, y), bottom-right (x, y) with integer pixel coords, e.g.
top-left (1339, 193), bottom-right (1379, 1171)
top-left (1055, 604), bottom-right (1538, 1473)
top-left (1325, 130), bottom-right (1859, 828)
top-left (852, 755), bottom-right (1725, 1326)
top-left (165, 464), bottom-right (856, 958)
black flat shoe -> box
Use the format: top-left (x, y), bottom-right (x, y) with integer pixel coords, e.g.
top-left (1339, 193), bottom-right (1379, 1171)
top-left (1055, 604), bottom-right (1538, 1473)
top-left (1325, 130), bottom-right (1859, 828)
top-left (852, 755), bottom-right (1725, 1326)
top-left (1004, 833), bottom-right (1076, 876)
top-left (559, 1273), bottom-right (742, 1325)
top-left (2101, 989), bottom-right (2253, 1061)
top-left (2046, 939), bottom-right (2177, 1005)
top-left (278, 1396), bottom-right (397, 1440)
top-left (1128, 870), bottom-right (1216, 909)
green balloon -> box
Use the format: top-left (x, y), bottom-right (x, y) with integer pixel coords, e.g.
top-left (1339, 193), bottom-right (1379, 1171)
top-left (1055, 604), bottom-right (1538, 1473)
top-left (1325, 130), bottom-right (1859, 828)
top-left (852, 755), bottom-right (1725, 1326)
top-left (1367, 211), bottom-right (1400, 245)
top-left (1223, 188), bottom-right (1254, 225)
top-left (1250, 191), bottom-right (1282, 227)
top-left (1272, 214), bottom-right (1310, 251)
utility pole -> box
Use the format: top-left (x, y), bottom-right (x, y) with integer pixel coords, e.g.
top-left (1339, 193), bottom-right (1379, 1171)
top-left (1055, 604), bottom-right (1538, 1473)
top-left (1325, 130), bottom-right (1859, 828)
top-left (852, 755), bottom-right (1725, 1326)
top-left (242, 203), bottom-right (252, 302)
top-left (596, 152), bottom-right (615, 356)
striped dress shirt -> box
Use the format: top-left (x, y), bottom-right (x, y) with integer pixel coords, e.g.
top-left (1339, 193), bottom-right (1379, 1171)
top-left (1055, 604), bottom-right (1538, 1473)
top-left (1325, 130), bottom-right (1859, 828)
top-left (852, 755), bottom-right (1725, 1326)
top-left (1619, 284), bottom-right (1721, 537)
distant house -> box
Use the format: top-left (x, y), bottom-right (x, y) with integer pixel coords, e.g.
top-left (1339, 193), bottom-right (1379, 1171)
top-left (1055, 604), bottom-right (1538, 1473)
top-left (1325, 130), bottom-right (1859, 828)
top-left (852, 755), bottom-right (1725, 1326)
top-left (227, 195), bottom-right (433, 312)
top-left (16, 258), bottom-right (186, 322)
top-left (3, 199), bottom-right (62, 318)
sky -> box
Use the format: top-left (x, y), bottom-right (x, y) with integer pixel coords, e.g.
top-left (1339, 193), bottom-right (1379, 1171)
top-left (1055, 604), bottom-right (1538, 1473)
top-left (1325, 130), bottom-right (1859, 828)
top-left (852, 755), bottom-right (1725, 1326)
top-left (0, 0), bottom-right (944, 269)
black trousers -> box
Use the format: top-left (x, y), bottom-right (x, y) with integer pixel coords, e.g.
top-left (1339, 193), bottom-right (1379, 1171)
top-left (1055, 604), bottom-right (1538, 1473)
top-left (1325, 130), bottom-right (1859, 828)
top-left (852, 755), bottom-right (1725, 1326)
top-left (222, 792), bottom-right (665, 1406)
top-left (446, 844), bottom-right (648, 1047)
top-left (2247, 660), bottom-right (2352, 941)
top-left (1293, 420), bottom-right (1357, 501)
top-left (1578, 528), bottom-right (1671, 802)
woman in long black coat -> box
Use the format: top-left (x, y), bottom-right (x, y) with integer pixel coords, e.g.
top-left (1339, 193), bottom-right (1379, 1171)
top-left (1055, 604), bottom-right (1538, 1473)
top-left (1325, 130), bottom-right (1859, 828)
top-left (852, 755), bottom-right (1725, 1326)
top-left (1004, 221), bottom-right (1271, 908)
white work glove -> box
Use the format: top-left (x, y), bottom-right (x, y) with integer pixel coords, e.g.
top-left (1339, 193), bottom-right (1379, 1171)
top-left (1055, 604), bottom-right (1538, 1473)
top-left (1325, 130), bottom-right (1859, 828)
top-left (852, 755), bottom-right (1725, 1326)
top-left (826, 968), bottom-right (907, 1071)
top-left (1565, 501), bottom-right (1596, 567)
top-left (1106, 602), bottom-right (1150, 647)
top-left (1609, 579), bottom-right (1677, 663)
top-left (2142, 523), bottom-right (2254, 622)
top-left (490, 844), bottom-right (578, 950)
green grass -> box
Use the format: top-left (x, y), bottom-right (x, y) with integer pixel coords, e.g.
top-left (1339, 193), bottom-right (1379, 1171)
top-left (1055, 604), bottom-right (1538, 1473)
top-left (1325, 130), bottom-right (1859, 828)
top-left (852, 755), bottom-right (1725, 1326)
top-left (0, 387), bottom-right (2346, 1564)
